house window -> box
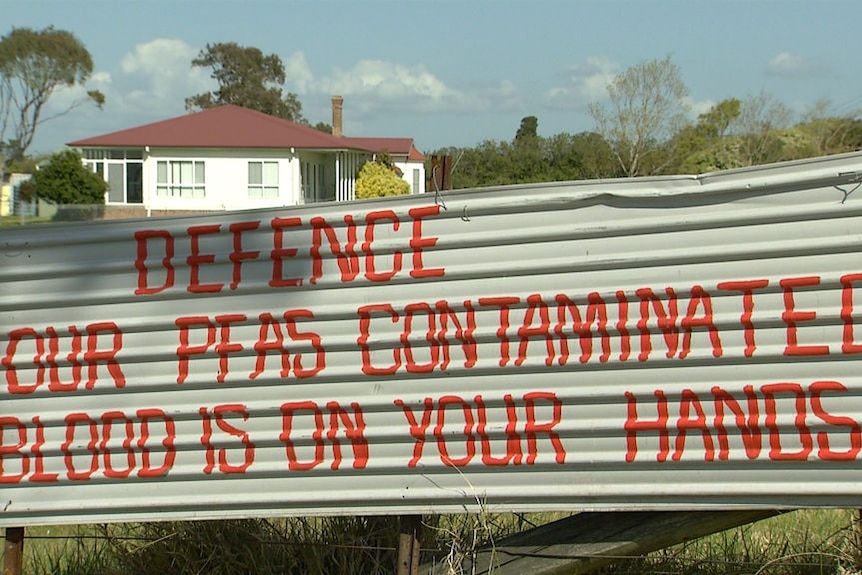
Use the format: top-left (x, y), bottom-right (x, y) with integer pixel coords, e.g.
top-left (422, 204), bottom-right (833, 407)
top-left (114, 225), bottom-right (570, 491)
top-left (413, 169), bottom-right (420, 194)
top-left (82, 149), bottom-right (143, 204)
top-left (156, 161), bottom-right (205, 198)
top-left (248, 161), bottom-right (278, 199)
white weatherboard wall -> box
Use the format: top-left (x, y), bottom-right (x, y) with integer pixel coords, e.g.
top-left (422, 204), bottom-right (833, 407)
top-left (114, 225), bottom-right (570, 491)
top-left (3, 152), bottom-right (862, 527)
top-left (144, 148), bottom-right (302, 211)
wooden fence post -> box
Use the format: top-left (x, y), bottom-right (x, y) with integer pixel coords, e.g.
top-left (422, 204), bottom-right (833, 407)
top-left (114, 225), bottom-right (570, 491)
top-left (397, 515), bottom-right (422, 575)
top-left (3, 527), bottom-right (24, 575)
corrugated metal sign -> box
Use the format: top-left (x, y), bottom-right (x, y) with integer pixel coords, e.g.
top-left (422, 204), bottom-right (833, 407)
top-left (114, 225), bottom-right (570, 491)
top-left (3, 153), bottom-right (862, 526)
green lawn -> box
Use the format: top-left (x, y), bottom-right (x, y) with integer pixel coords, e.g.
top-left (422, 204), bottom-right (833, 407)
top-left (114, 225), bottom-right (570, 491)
top-left (0, 214), bottom-right (52, 226)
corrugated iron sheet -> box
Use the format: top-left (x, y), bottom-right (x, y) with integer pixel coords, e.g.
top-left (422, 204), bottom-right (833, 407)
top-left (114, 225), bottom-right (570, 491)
top-left (3, 153), bottom-right (862, 526)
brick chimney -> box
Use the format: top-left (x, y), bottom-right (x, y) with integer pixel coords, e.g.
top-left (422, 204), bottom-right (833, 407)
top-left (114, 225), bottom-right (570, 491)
top-left (331, 95), bottom-right (343, 137)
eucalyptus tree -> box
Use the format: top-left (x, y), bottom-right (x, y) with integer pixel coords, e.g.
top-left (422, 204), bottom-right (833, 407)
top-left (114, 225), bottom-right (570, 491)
top-left (0, 26), bottom-right (104, 177)
top-left (186, 42), bottom-right (304, 123)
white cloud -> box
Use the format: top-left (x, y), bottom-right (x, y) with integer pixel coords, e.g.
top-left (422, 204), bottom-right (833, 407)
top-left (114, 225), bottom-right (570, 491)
top-left (38, 40), bottom-right (496, 150)
top-left (766, 52), bottom-right (828, 77)
top-left (117, 38), bottom-right (212, 113)
top-left (45, 70), bottom-right (112, 115)
top-left (684, 96), bottom-right (715, 119)
top-left (284, 51), bottom-right (314, 94)
top-left (487, 80), bottom-right (522, 111)
top-left (91, 71), bottom-right (112, 84)
top-left (309, 59), bottom-right (484, 115)
top-left (324, 60), bottom-right (447, 99)
top-left (544, 56), bottom-right (621, 109)
top-left (43, 39), bottom-right (205, 120)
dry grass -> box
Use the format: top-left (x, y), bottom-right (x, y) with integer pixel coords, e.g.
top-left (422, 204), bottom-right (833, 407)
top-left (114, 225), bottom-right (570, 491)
top-left (5, 510), bottom-right (860, 575)
top-left (606, 509), bottom-right (861, 575)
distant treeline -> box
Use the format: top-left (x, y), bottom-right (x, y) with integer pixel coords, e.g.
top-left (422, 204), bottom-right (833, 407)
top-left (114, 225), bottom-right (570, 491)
top-left (429, 97), bottom-right (862, 189)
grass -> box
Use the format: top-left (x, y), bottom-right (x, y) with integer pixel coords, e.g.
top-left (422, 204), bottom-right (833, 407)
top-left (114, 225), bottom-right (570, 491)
top-left (3, 510), bottom-right (860, 575)
top-left (608, 509), bottom-right (861, 575)
top-left (0, 214), bottom-right (52, 226)
top-left (3, 525), bottom-right (115, 575)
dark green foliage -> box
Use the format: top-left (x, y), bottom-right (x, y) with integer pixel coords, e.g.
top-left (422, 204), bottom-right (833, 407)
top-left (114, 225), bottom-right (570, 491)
top-left (31, 149), bottom-right (107, 205)
top-left (428, 120), bottom-right (621, 190)
top-left (5, 154), bottom-right (40, 174)
top-left (374, 150), bottom-right (395, 170)
top-left (313, 121), bottom-right (333, 134)
top-left (186, 42), bottom-right (304, 122)
top-left (16, 178), bottom-right (36, 201)
top-left (514, 115), bottom-right (539, 141)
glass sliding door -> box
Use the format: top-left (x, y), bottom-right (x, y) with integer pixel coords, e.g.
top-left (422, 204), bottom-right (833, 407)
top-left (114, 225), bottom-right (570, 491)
top-left (127, 162), bottom-right (143, 203)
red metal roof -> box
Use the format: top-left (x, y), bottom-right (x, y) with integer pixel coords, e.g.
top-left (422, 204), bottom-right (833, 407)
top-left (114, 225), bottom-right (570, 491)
top-left (408, 144), bottom-right (426, 162)
top-left (68, 105), bottom-right (422, 157)
top-left (343, 137), bottom-right (406, 155)
top-left (342, 137), bottom-right (427, 162)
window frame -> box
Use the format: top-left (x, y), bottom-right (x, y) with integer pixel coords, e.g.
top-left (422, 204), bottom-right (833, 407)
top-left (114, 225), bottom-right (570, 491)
top-left (156, 160), bottom-right (206, 198)
top-left (247, 160), bottom-right (279, 199)
top-left (81, 149), bottom-right (144, 204)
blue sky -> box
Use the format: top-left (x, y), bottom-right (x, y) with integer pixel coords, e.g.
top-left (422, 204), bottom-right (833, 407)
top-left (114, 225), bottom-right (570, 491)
top-left (6, 0), bottom-right (862, 155)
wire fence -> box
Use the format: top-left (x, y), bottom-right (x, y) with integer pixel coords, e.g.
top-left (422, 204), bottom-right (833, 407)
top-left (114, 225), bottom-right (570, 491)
top-left (0, 197), bottom-right (229, 227)
top-left (5, 511), bottom-right (862, 575)
top-left (1, 199), bottom-right (119, 225)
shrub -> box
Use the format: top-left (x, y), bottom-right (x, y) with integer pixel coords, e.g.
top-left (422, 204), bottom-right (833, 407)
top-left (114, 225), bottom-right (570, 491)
top-left (31, 149), bottom-right (107, 205)
top-left (355, 160), bottom-right (410, 199)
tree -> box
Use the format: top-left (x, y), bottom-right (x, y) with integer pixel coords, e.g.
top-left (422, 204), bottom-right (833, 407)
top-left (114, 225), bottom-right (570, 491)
top-left (510, 116), bottom-right (549, 182)
top-left (732, 91), bottom-right (792, 166)
top-left (671, 98), bottom-right (743, 173)
top-left (515, 116), bottom-right (538, 142)
top-left (427, 125), bottom-right (620, 190)
top-left (186, 42), bottom-right (304, 122)
top-left (796, 99), bottom-right (862, 156)
top-left (29, 148), bottom-right (107, 204)
top-left (313, 121), bottom-right (333, 134)
top-left (355, 159), bottom-right (410, 199)
top-left (544, 131), bottom-right (620, 181)
top-left (588, 56), bottom-right (690, 177)
top-left (0, 26), bottom-right (104, 176)
top-left (698, 98), bottom-right (741, 139)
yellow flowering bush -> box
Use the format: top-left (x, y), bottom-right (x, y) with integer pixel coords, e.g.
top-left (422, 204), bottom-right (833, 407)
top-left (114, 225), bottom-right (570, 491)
top-left (355, 161), bottom-right (410, 199)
